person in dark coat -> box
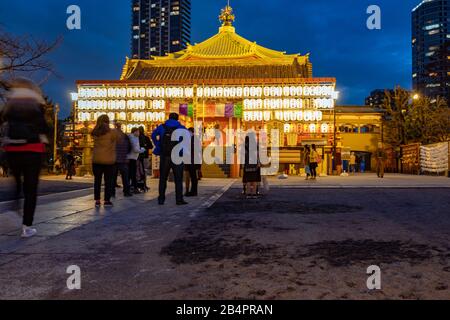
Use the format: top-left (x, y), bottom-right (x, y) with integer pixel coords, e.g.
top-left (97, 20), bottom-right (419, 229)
top-left (65, 151), bottom-right (76, 180)
top-left (152, 113), bottom-right (188, 206)
top-left (243, 132), bottom-right (261, 198)
top-left (185, 127), bottom-right (200, 197)
top-left (138, 126), bottom-right (153, 192)
top-left (113, 122), bottom-right (132, 197)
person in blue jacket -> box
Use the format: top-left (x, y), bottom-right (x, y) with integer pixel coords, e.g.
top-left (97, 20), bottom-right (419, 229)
top-left (152, 113), bottom-right (189, 206)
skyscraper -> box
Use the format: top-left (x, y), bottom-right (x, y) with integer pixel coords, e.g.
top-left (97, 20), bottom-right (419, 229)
top-left (412, 0), bottom-right (450, 101)
top-left (365, 89), bottom-right (395, 109)
top-left (131, 0), bottom-right (191, 59)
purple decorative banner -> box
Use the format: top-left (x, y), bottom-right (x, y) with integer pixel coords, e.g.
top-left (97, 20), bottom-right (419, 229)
top-left (179, 103), bottom-right (188, 116)
top-left (225, 103), bottom-right (234, 118)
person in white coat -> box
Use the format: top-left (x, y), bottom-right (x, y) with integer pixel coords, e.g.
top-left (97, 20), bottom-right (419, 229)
top-left (127, 128), bottom-right (145, 193)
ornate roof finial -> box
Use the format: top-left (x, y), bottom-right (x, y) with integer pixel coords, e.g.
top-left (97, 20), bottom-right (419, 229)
top-left (219, 1), bottom-right (235, 26)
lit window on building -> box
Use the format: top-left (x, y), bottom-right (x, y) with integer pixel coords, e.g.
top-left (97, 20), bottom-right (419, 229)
top-left (423, 23), bottom-right (440, 30)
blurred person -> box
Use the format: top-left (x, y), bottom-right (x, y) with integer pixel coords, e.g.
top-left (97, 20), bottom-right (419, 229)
top-left (127, 127), bottom-right (145, 194)
top-left (113, 123), bottom-right (132, 197)
top-left (152, 113), bottom-right (188, 206)
top-left (54, 157), bottom-right (61, 175)
top-left (91, 115), bottom-right (118, 207)
top-left (184, 162), bottom-right (191, 196)
top-left (1, 78), bottom-right (49, 238)
top-left (309, 144), bottom-right (320, 180)
top-left (65, 151), bottom-right (76, 180)
top-left (376, 143), bottom-right (386, 179)
top-left (185, 128), bottom-right (199, 197)
top-left (0, 148), bottom-right (9, 177)
top-left (243, 132), bottom-right (261, 199)
top-left (137, 126), bottom-right (153, 192)
top-left (304, 145), bottom-right (311, 180)
top-left (349, 152), bottom-right (356, 174)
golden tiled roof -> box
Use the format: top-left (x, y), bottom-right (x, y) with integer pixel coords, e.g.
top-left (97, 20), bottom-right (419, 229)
top-left (120, 6), bottom-right (313, 82)
top-left (125, 62), bottom-right (310, 81)
top-left (157, 25), bottom-right (299, 60)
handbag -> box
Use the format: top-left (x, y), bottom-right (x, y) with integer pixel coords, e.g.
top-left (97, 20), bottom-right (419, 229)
top-left (316, 155), bottom-right (322, 164)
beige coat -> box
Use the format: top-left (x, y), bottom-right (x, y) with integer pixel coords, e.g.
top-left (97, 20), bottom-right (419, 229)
top-left (92, 130), bottom-right (118, 165)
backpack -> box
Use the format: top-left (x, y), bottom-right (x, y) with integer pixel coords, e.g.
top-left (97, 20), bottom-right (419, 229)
top-left (161, 124), bottom-right (178, 157)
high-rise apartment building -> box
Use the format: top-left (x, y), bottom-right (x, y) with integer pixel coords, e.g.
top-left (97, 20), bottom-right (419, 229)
top-left (412, 0), bottom-right (450, 101)
top-left (365, 89), bottom-right (395, 109)
top-left (131, 0), bottom-right (191, 58)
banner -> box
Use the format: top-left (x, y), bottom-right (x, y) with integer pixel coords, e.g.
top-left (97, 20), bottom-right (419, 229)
top-left (179, 103), bottom-right (188, 116)
top-left (225, 103), bottom-right (234, 118)
top-left (234, 103), bottom-right (243, 118)
top-left (188, 104), bottom-right (194, 118)
top-left (206, 103), bottom-right (216, 117)
top-left (215, 103), bottom-right (225, 117)
top-left (420, 142), bottom-right (449, 173)
top-left (169, 101), bottom-right (179, 114)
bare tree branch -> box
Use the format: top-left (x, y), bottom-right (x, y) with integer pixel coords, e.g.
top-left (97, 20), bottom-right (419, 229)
top-left (0, 28), bottom-right (62, 101)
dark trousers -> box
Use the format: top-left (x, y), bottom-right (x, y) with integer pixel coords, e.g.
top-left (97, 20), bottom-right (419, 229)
top-left (310, 162), bottom-right (318, 178)
top-left (187, 165), bottom-right (198, 195)
top-left (7, 152), bottom-right (42, 227)
top-left (159, 156), bottom-right (184, 203)
top-left (92, 163), bottom-right (114, 202)
top-left (113, 163), bottom-right (130, 196)
top-left (129, 159), bottom-right (137, 190)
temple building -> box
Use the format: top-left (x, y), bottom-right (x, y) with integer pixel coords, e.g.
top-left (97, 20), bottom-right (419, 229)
top-left (74, 5), bottom-right (382, 177)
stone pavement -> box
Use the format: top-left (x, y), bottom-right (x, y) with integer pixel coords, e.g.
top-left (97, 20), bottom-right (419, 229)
top-left (260, 173), bottom-right (450, 189)
top-left (0, 176), bottom-right (93, 202)
top-left (0, 174), bottom-right (449, 299)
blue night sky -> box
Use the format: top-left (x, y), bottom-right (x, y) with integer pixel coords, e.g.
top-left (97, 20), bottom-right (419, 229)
top-left (0, 0), bottom-right (419, 117)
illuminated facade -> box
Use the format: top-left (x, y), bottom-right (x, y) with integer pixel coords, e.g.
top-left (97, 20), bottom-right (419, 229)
top-left (75, 5), bottom-right (381, 176)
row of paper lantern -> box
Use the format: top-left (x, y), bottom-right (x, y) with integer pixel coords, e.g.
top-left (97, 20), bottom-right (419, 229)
top-left (79, 85), bottom-right (336, 99)
top-left (244, 99), bottom-right (303, 110)
top-left (284, 123), bottom-right (330, 134)
top-left (78, 112), bottom-right (166, 122)
top-left (243, 98), bottom-right (334, 110)
top-left (243, 110), bottom-right (323, 122)
top-left (197, 85), bottom-right (335, 98)
top-left (275, 111), bottom-right (323, 122)
top-left (78, 100), bottom-right (166, 110)
top-left (78, 87), bottom-right (195, 99)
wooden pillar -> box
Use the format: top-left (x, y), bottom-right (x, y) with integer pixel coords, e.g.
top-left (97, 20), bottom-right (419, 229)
top-left (231, 118), bottom-right (240, 178)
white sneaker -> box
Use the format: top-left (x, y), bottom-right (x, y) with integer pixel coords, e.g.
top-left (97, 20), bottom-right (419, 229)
top-left (21, 226), bottom-right (37, 238)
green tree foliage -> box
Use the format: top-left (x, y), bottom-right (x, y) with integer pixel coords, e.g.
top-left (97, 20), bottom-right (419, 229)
top-left (383, 87), bottom-right (450, 147)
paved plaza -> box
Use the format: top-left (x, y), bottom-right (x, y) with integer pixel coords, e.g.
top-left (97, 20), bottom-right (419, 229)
top-left (0, 174), bottom-right (449, 299)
